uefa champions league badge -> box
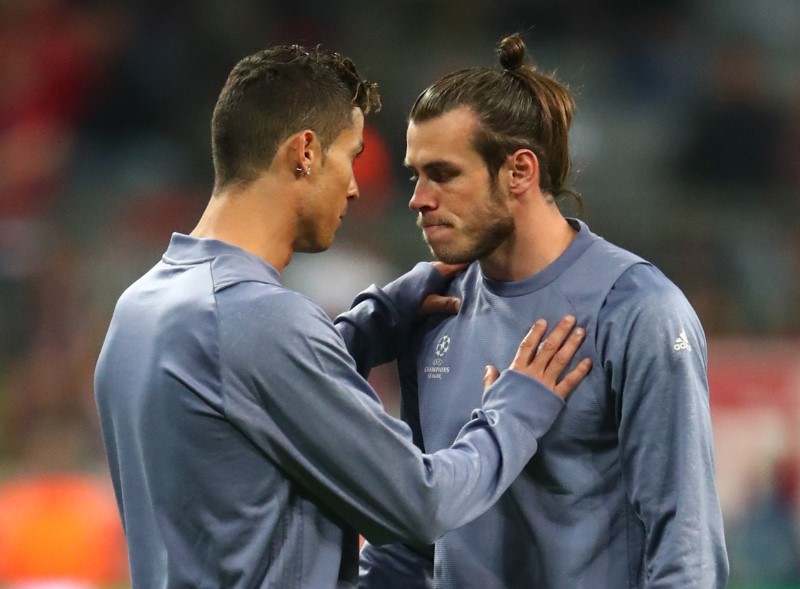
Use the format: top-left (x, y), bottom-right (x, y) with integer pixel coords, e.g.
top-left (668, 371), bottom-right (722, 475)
top-left (424, 334), bottom-right (452, 379)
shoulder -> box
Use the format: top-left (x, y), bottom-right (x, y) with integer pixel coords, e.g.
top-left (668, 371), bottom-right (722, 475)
top-left (214, 280), bottom-right (334, 364)
top-left (599, 263), bottom-right (706, 360)
top-left (572, 221), bottom-right (685, 313)
top-left (607, 264), bottom-right (695, 319)
top-left (216, 281), bottom-right (348, 376)
top-left (217, 280), bottom-right (330, 332)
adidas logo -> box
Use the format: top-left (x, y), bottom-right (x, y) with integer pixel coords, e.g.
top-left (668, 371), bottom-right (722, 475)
top-left (673, 330), bottom-right (692, 352)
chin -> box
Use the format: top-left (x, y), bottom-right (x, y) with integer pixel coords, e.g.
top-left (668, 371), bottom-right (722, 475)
top-left (297, 243), bottom-right (329, 254)
top-left (426, 242), bottom-right (471, 265)
top-left (306, 237), bottom-right (336, 254)
top-left (294, 229), bottom-right (336, 254)
top-left (434, 252), bottom-right (477, 265)
top-left (427, 230), bottom-right (509, 264)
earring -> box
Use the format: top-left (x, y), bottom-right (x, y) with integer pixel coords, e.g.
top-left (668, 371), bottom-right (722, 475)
top-left (294, 166), bottom-right (311, 176)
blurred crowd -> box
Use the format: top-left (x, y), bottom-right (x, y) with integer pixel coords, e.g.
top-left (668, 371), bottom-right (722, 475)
top-left (0, 0), bottom-right (797, 586)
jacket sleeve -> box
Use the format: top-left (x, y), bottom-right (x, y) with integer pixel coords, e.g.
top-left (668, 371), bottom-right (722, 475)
top-left (359, 540), bottom-right (434, 589)
top-left (359, 344), bottom-right (434, 585)
top-left (220, 284), bottom-right (565, 546)
top-left (598, 265), bottom-right (729, 588)
top-left (334, 262), bottom-right (448, 377)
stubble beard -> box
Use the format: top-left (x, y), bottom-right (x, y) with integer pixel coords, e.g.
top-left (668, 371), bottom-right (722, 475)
top-left (423, 186), bottom-right (514, 264)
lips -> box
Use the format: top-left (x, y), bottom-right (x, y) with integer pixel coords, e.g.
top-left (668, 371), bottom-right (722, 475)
top-left (417, 215), bottom-right (452, 230)
top-left (421, 224), bottom-right (453, 240)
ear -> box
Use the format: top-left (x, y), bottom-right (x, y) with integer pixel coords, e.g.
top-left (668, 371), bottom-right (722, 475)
top-left (287, 130), bottom-right (320, 172)
top-left (507, 149), bottom-right (540, 195)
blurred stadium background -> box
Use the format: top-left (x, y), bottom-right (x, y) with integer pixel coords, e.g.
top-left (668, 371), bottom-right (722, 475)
top-left (0, 0), bottom-right (798, 586)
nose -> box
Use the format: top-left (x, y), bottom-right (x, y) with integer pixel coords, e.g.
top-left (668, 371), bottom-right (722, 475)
top-left (408, 179), bottom-right (435, 213)
top-left (347, 174), bottom-right (359, 201)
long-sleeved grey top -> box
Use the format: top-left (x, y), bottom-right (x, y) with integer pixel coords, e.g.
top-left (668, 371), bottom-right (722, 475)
top-left (339, 220), bottom-right (729, 588)
top-left (94, 233), bottom-right (566, 588)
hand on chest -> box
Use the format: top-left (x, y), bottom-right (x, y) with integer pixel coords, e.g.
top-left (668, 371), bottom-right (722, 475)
top-left (415, 294), bottom-right (610, 450)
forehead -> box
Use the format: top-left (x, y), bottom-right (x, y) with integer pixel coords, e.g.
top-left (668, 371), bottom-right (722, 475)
top-left (405, 107), bottom-right (482, 165)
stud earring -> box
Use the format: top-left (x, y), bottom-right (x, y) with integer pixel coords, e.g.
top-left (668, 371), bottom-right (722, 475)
top-left (294, 166), bottom-right (311, 176)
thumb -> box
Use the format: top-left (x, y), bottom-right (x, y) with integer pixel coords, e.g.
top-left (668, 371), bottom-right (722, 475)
top-left (419, 294), bottom-right (462, 317)
top-left (482, 365), bottom-right (500, 390)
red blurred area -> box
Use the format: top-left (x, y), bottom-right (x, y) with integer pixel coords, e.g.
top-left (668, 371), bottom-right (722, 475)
top-left (708, 339), bottom-right (800, 517)
top-left (351, 124), bottom-right (393, 219)
top-left (0, 0), bottom-right (128, 218)
top-left (0, 473), bottom-right (127, 584)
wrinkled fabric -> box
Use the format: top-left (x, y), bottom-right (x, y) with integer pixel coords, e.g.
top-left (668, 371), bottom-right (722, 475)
top-left (95, 234), bottom-right (565, 588)
top-left (348, 221), bottom-right (728, 589)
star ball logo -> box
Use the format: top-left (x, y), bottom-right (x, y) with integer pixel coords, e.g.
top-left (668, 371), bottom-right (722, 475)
top-left (435, 335), bottom-right (450, 357)
top-left (426, 335), bottom-right (452, 379)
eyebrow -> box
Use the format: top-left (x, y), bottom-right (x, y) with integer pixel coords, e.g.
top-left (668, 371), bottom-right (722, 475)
top-left (403, 160), bottom-right (459, 174)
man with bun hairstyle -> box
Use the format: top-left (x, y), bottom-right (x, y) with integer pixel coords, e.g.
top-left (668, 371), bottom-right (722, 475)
top-left (94, 43), bottom-right (593, 588)
top-left (342, 34), bottom-right (728, 588)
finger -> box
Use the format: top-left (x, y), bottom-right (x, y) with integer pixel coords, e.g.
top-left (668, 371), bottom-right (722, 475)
top-left (542, 326), bottom-right (586, 382)
top-left (419, 294), bottom-right (461, 316)
top-left (530, 315), bottom-right (576, 370)
top-left (509, 320), bottom-right (547, 371)
top-left (431, 261), bottom-right (468, 279)
top-left (553, 358), bottom-right (593, 399)
top-left (482, 364), bottom-right (500, 390)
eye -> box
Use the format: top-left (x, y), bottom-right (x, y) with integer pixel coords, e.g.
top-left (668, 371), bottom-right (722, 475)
top-left (429, 170), bottom-right (454, 183)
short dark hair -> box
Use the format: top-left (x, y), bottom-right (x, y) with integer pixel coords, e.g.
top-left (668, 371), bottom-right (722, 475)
top-left (211, 44), bottom-right (380, 189)
top-left (410, 34), bottom-right (581, 210)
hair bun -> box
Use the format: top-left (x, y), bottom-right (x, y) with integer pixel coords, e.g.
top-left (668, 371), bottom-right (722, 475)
top-left (497, 34), bottom-right (527, 71)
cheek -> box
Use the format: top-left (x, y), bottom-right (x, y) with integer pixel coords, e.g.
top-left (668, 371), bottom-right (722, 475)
top-left (450, 188), bottom-right (485, 216)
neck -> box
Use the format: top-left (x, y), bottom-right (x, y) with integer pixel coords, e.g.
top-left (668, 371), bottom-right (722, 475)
top-left (479, 198), bottom-right (576, 282)
top-left (191, 175), bottom-right (297, 272)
